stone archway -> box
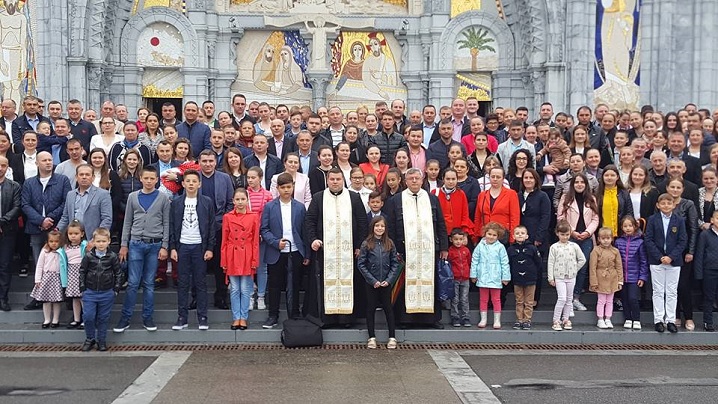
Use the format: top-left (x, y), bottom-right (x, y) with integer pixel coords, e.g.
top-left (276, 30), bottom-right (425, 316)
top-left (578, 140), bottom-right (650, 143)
top-left (116, 7), bottom-right (203, 112)
top-left (436, 11), bottom-right (516, 72)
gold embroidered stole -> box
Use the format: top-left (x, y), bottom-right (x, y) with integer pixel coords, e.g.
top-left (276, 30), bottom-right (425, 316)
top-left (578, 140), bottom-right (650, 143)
top-left (402, 189), bottom-right (436, 313)
top-left (322, 190), bottom-right (354, 314)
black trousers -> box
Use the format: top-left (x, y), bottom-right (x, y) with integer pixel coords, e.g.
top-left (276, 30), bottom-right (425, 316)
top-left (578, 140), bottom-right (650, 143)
top-left (267, 251), bottom-right (303, 319)
top-left (677, 261), bottom-right (694, 320)
top-left (208, 230), bottom-right (227, 302)
top-left (365, 283), bottom-right (395, 338)
top-left (702, 272), bottom-right (718, 326)
top-left (0, 231), bottom-right (16, 301)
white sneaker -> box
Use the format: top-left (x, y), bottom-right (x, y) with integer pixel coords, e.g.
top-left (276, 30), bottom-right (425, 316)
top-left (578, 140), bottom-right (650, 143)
top-left (249, 297), bottom-right (255, 311)
top-left (632, 321), bottom-right (642, 330)
top-left (257, 297), bottom-right (266, 310)
top-left (597, 319), bottom-right (608, 329)
top-left (605, 319), bottom-right (613, 329)
top-left (387, 338), bottom-right (398, 349)
top-left (623, 320), bottom-right (633, 329)
top-left (367, 337), bottom-right (377, 349)
top-left (573, 300), bottom-right (587, 311)
top-left (552, 321), bottom-right (563, 331)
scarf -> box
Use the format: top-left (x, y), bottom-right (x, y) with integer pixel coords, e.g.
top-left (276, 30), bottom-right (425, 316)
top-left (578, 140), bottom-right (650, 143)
top-left (441, 186), bottom-right (456, 201)
top-left (123, 138), bottom-right (139, 149)
top-left (603, 187), bottom-right (619, 236)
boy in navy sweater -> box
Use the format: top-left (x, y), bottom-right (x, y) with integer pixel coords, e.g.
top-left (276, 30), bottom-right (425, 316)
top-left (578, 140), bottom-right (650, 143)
top-left (644, 193), bottom-right (687, 333)
top-left (693, 210), bottom-right (718, 331)
top-left (508, 226), bottom-right (542, 330)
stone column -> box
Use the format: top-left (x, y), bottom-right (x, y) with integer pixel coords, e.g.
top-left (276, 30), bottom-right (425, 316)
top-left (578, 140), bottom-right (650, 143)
top-left (565, 0), bottom-right (595, 115)
top-left (86, 63), bottom-right (103, 111)
top-left (306, 72), bottom-right (333, 110)
top-left (183, 68), bottom-right (209, 105)
top-left (111, 66), bottom-right (143, 113)
top-left (403, 74), bottom-right (425, 113)
top-left (492, 71), bottom-right (526, 110)
top-left (67, 57), bottom-right (88, 107)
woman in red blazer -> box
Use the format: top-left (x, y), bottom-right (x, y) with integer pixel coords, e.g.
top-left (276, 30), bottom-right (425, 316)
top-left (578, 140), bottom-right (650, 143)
top-left (221, 188), bottom-right (260, 331)
top-left (474, 167), bottom-right (520, 243)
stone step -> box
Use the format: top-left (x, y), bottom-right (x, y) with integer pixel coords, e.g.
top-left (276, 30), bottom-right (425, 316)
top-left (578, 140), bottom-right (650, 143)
top-left (1, 304), bottom-right (708, 327)
top-left (0, 324), bottom-right (715, 345)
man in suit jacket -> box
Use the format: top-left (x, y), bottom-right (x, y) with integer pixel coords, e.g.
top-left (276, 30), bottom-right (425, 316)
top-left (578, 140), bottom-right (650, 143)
top-left (57, 164), bottom-right (113, 241)
top-left (666, 132), bottom-right (702, 185)
top-left (169, 169), bottom-right (217, 329)
top-left (148, 140), bottom-right (182, 192)
top-left (0, 99), bottom-right (18, 134)
top-left (198, 150), bottom-right (234, 309)
top-left (644, 194), bottom-right (688, 333)
top-left (267, 118), bottom-right (297, 161)
top-left (260, 173), bottom-right (309, 328)
top-left (67, 99), bottom-right (97, 156)
top-left (0, 156), bottom-right (22, 311)
top-left (244, 134), bottom-right (283, 189)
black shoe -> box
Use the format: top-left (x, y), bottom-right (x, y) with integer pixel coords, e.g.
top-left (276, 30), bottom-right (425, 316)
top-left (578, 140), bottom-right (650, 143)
top-left (97, 342), bottom-right (108, 352)
top-left (431, 321), bottom-right (445, 329)
top-left (654, 322), bottom-right (665, 333)
top-left (262, 317), bottom-right (278, 329)
top-left (667, 323), bottom-right (678, 333)
top-left (704, 323), bottom-right (715, 332)
top-left (0, 300), bottom-right (10, 312)
top-left (81, 339), bottom-right (96, 352)
top-left (18, 267), bottom-right (28, 278)
top-left (50, 323), bottom-right (60, 328)
top-left (24, 299), bottom-right (41, 310)
top-left (189, 298), bottom-right (197, 310)
top-left (67, 321), bottom-right (81, 329)
top-left (614, 300), bottom-right (623, 311)
top-left (41, 322), bottom-right (50, 329)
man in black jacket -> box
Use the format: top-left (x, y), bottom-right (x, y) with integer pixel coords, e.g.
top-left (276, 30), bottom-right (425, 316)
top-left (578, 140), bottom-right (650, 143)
top-left (369, 112), bottom-right (407, 165)
top-left (0, 156), bottom-right (22, 311)
top-left (11, 95), bottom-right (51, 150)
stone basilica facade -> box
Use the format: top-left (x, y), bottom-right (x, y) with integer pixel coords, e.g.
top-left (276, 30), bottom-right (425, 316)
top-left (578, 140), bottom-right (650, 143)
top-left (2, 0), bottom-right (717, 117)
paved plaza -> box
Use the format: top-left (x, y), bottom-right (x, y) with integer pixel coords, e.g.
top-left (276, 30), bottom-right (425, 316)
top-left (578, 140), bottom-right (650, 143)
top-left (2, 348), bottom-right (718, 403)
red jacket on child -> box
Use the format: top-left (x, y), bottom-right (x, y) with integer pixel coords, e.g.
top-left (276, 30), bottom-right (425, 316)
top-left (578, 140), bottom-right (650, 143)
top-left (448, 245), bottom-right (471, 281)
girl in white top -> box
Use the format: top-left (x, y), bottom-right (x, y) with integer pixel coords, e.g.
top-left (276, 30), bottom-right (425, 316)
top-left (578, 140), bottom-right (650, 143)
top-left (548, 219), bottom-right (587, 331)
top-left (270, 153), bottom-right (312, 209)
top-left (347, 166), bottom-right (372, 212)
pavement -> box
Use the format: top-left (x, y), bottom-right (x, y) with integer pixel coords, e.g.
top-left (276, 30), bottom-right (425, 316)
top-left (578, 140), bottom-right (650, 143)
top-left (3, 348), bottom-right (718, 404)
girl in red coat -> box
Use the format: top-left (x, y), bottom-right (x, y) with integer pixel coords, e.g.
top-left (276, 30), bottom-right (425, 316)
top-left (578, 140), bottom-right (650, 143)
top-left (221, 188), bottom-right (260, 330)
top-left (432, 168), bottom-right (474, 239)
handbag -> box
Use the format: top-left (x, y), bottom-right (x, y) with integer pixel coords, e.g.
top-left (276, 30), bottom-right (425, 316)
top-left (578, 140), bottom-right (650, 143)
top-left (437, 259), bottom-right (455, 301)
top-left (281, 315), bottom-right (324, 348)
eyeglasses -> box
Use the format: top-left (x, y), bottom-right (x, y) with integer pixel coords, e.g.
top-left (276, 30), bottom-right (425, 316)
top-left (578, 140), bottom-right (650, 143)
top-left (102, 122), bottom-right (114, 125)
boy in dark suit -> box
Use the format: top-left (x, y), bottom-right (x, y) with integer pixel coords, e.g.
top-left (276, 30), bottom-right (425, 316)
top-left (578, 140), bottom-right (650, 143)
top-left (644, 193), bottom-right (687, 333)
top-left (260, 173), bottom-right (309, 328)
top-left (366, 191), bottom-right (384, 223)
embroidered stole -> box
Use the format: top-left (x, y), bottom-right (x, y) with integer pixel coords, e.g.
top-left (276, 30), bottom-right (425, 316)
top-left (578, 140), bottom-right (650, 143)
top-left (322, 190), bottom-right (354, 314)
top-left (402, 189), bottom-right (436, 313)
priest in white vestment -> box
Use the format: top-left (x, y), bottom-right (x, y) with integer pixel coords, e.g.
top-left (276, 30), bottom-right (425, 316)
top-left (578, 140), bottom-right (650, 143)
top-left (305, 168), bottom-right (368, 326)
top-left (384, 167), bottom-right (449, 328)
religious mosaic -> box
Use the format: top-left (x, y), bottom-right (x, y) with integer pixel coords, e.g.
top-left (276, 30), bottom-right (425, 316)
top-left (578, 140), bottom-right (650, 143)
top-left (451, 0), bottom-right (481, 18)
top-left (453, 26), bottom-right (497, 72)
top-left (594, 0), bottom-right (641, 111)
top-left (0, 0), bottom-right (36, 109)
top-left (328, 31), bottom-right (406, 110)
top-left (131, 0), bottom-right (185, 15)
top-left (231, 30), bottom-right (312, 104)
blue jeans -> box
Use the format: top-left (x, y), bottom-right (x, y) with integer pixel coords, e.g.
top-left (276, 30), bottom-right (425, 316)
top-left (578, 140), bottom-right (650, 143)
top-left (571, 237), bottom-right (593, 297)
top-left (229, 275), bottom-right (254, 321)
top-left (83, 289), bottom-right (115, 342)
top-left (121, 240), bottom-right (161, 321)
top-left (176, 243), bottom-right (208, 321)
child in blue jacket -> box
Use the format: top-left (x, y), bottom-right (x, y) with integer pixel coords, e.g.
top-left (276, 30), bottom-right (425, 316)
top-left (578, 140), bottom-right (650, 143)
top-left (470, 222), bottom-right (510, 329)
top-left (614, 216), bottom-right (648, 330)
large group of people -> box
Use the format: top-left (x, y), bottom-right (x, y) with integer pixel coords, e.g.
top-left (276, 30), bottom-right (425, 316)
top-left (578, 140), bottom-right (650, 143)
top-left (1, 94), bottom-right (718, 351)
